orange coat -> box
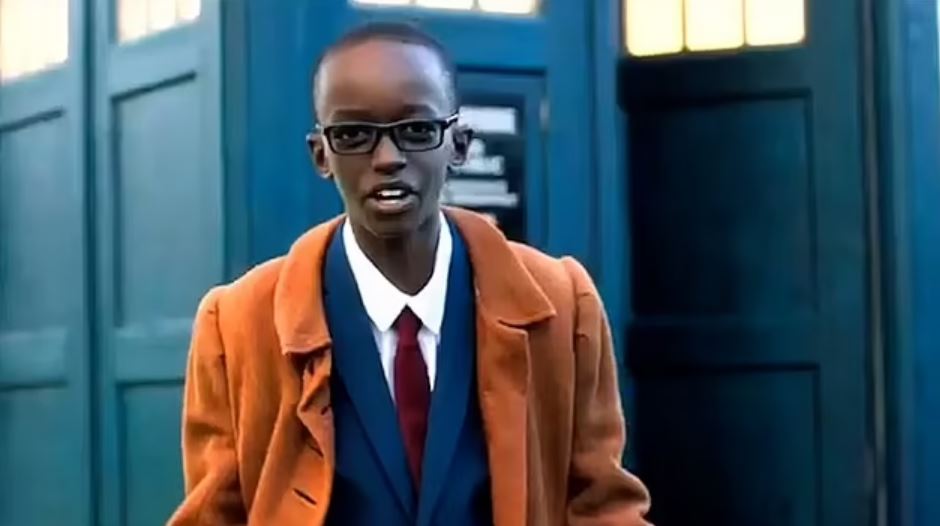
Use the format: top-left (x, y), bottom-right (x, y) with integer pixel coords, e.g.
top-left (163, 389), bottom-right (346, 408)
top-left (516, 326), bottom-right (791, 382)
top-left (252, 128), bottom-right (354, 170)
top-left (168, 207), bottom-right (652, 526)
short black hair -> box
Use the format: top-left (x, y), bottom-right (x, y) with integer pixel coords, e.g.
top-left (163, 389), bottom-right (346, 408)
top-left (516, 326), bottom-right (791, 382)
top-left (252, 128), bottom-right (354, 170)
top-left (311, 21), bottom-right (459, 119)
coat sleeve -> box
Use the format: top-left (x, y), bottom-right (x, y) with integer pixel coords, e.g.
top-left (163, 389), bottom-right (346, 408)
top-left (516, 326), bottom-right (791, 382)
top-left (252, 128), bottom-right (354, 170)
top-left (167, 287), bottom-right (248, 525)
top-left (561, 257), bottom-right (653, 526)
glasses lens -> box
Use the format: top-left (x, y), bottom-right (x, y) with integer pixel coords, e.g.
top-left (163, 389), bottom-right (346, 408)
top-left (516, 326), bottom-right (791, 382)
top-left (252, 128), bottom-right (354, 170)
top-left (328, 124), bottom-right (376, 153)
top-left (394, 120), bottom-right (443, 151)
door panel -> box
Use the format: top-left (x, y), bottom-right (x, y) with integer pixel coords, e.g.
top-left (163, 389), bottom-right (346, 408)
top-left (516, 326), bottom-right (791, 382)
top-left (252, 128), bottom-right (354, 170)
top-left (113, 81), bottom-right (216, 325)
top-left (0, 1), bottom-right (91, 524)
top-left (635, 370), bottom-right (819, 524)
top-left (0, 388), bottom-right (82, 525)
top-left (452, 73), bottom-right (546, 246)
top-left (631, 97), bottom-right (815, 318)
top-left (123, 384), bottom-right (185, 526)
top-left (92, 1), bottom-right (224, 524)
top-left (621, 0), bottom-right (871, 524)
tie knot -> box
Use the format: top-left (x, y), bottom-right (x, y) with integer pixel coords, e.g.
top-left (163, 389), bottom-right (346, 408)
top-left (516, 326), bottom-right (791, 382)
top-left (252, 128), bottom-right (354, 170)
top-left (395, 307), bottom-right (421, 345)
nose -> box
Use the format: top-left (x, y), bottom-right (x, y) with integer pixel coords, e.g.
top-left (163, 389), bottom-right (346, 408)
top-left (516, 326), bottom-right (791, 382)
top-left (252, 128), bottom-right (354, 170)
top-left (372, 133), bottom-right (406, 175)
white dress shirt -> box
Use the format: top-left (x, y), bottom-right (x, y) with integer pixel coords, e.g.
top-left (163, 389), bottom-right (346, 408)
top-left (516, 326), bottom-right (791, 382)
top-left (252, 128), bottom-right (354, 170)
top-left (342, 213), bottom-right (452, 401)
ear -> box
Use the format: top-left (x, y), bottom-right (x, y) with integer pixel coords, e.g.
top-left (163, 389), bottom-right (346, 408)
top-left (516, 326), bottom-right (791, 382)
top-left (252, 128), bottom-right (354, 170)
top-left (450, 124), bottom-right (473, 166)
top-left (306, 131), bottom-right (332, 180)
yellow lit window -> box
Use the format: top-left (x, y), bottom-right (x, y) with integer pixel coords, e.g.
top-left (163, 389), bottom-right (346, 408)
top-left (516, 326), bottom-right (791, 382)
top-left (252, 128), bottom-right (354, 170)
top-left (0, 0), bottom-right (69, 83)
top-left (118, 0), bottom-right (201, 43)
top-left (625, 0), bottom-right (683, 57)
top-left (626, 0), bottom-right (806, 57)
top-left (416, 0), bottom-right (475, 9)
top-left (745, 0), bottom-right (805, 46)
top-left (352, 0), bottom-right (540, 15)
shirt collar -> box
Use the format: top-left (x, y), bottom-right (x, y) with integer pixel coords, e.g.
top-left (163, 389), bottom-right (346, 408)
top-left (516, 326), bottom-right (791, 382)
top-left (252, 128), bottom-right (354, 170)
top-left (342, 212), bottom-right (452, 335)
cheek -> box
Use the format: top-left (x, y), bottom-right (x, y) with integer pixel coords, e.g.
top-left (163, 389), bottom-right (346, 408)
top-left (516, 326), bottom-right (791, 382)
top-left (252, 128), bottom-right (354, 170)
top-left (413, 151), bottom-right (451, 187)
top-left (327, 157), bottom-right (368, 194)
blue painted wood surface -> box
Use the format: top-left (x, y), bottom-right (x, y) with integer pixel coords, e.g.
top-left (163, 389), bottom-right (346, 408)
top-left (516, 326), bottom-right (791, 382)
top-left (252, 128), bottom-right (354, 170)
top-left (872, 1), bottom-right (940, 525)
top-left (0, 1), bottom-right (92, 524)
top-left (89, 1), bottom-right (226, 525)
top-left (620, 0), bottom-right (876, 523)
top-left (4, 1), bottom-right (937, 525)
top-left (898, 2), bottom-right (940, 525)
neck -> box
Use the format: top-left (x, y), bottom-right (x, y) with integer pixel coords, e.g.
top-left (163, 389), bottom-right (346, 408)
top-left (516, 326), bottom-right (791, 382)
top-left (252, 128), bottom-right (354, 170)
top-left (351, 213), bottom-right (441, 295)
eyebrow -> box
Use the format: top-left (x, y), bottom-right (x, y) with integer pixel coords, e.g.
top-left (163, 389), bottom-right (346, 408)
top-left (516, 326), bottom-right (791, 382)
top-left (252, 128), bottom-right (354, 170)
top-left (328, 103), bottom-right (441, 123)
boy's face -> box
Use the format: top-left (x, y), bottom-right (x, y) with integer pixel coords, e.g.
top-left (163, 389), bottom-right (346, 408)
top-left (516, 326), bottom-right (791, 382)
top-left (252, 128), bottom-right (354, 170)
top-left (310, 40), bottom-right (470, 240)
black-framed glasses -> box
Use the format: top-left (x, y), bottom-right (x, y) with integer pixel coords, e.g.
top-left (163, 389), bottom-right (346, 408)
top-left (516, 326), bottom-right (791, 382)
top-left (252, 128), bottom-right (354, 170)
top-left (318, 114), bottom-right (459, 155)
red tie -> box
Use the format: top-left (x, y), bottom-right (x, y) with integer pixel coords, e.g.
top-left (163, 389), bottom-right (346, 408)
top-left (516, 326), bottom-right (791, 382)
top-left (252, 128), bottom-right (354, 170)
top-left (394, 308), bottom-right (430, 486)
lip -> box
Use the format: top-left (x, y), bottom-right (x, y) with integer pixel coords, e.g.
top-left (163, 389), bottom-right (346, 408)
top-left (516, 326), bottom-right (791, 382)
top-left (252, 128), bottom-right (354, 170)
top-left (366, 180), bottom-right (417, 199)
top-left (365, 193), bottom-right (418, 216)
top-left (364, 181), bottom-right (419, 216)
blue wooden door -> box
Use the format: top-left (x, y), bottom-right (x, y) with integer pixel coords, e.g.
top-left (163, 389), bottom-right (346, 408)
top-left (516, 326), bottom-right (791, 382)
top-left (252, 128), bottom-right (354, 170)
top-left (246, 0), bottom-right (599, 267)
top-left (620, 0), bottom-right (873, 524)
top-left (0, 1), bottom-right (93, 524)
top-left (89, 1), bottom-right (225, 525)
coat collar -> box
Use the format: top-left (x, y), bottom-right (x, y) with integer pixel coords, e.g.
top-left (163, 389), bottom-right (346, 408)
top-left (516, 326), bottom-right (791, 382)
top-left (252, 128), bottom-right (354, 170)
top-left (274, 207), bottom-right (556, 355)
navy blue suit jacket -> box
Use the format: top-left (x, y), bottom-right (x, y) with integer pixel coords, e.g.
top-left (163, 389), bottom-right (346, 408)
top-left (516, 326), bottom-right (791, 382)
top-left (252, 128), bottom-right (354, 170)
top-left (323, 222), bottom-right (493, 526)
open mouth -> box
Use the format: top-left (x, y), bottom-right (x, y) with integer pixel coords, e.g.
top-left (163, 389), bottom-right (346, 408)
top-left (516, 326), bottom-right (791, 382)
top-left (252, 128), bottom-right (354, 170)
top-left (366, 184), bottom-right (418, 214)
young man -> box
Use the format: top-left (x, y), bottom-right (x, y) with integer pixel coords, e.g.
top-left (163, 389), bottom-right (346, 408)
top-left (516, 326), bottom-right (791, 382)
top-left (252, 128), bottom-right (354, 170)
top-left (169, 22), bottom-right (651, 526)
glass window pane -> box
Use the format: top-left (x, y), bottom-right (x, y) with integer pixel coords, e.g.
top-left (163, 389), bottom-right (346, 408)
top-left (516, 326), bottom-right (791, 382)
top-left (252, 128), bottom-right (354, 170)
top-left (148, 0), bottom-right (176, 33)
top-left (176, 0), bottom-right (201, 22)
top-left (0, 0), bottom-right (15, 78)
top-left (0, 0), bottom-right (69, 82)
top-left (625, 0), bottom-right (683, 57)
top-left (119, 0), bottom-right (149, 41)
top-left (0, 0), bottom-right (24, 79)
top-left (352, 0), bottom-right (412, 5)
top-left (118, 0), bottom-right (201, 43)
top-left (478, 0), bottom-right (539, 14)
top-left (685, 0), bottom-right (745, 51)
top-left (745, 0), bottom-right (805, 46)
top-left (21, 0), bottom-right (39, 74)
top-left (44, 0), bottom-right (70, 65)
top-left (352, 0), bottom-right (539, 14)
top-left (415, 0), bottom-right (474, 9)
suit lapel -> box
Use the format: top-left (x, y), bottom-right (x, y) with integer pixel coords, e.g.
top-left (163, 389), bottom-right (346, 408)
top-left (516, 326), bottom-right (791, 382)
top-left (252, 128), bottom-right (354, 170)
top-left (323, 227), bottom-right (417, 520)
top-left (416, 223), bottom-right (475, 526)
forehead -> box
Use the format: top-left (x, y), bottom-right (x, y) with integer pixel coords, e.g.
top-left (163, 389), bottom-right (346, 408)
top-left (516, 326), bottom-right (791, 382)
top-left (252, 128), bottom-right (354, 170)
top-left (317, 40), bottom-right (451, 123)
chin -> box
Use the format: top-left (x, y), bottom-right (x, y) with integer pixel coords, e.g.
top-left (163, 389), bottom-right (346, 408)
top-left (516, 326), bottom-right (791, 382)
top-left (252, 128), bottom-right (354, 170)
top-left (368, 224), bottom-right (411, 240)
top-left (365, 208), bottom-right (437, 240)
top-left (364, 214), bottom-right (419, 240)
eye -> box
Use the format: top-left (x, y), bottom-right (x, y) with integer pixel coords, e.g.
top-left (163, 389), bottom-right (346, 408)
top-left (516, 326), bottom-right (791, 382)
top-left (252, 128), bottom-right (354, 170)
top-left (329, 125), bottom-right (373, 146)
top-left (397, 121), bottom-right (439, 143)
top-left (404, 121), bottom-right (434, 134)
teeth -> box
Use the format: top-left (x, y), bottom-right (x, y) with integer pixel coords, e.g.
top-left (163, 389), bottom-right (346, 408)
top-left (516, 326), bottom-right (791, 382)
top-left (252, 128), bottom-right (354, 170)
top-left (377, 189), bottom-right (406, 199)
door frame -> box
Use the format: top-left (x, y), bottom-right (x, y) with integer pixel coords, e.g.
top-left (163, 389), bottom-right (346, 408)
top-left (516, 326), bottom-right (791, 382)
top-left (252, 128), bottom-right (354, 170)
top-left (873, 0), bottom-right (940, 525)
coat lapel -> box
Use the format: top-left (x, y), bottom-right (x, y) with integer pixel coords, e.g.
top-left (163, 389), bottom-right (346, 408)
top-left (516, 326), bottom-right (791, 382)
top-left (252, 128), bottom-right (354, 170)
top-left (274, 218), bottom-right (340, 521)
top-left (416, 222), bottom-right (475, 526)
top-left (288, 350), bottom-right (334, 524)
top-left (444, 208), bottom-right (557, 526)
top-left (477, 312), bottom-right (532, 526)
top-left (323, 225), bottom-right (417, 520)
